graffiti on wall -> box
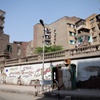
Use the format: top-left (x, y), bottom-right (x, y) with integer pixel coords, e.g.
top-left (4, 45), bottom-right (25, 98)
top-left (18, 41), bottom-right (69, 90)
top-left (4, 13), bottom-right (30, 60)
top-left (5, 67), bottom-right (20, 77)
top-left (43, 67), bottom-right (51, 80)
top-left (21, 66), bottom-right (34, 78)
top-left (4, 64), bottom-right (52, 80)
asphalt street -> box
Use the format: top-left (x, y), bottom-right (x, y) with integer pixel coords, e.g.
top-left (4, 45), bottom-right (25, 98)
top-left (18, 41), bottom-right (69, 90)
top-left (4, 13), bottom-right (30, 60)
top-left (0, 84), bottom-right (100, 100)
top-left (0, 91), bottom-right (58, 100)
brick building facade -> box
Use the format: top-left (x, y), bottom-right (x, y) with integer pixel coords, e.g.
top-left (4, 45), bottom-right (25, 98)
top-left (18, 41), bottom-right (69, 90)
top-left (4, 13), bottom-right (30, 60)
top-left (0, 10), bottom-right (9, 53)
top-left (0, 10), bottom-right (29, 59)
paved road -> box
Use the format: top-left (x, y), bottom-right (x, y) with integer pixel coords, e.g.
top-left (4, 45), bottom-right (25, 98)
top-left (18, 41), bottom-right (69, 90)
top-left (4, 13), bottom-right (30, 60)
top-left (0, 84), bottom-right (100, 100)
top-left (0, 91), bottom-right (58, 100)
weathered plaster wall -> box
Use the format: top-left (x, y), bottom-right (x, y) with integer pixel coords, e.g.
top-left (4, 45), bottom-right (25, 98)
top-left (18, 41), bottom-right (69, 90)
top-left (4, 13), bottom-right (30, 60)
top-left (3, 61), bottom-right (63, 85)
top-left (72, 58), bottom-right (100, 82)
top-left (61, 66), bottom-right (71, 89)
top-left (4, 63), bottom-right (52, 85)
top-left (1, 58), bottom-right (100, 87)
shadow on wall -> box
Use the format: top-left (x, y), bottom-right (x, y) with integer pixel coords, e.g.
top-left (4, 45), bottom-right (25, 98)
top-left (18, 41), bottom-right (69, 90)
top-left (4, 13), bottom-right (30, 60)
top-left (77, 58), bottom-right (100, 89)
top-left (0, 73), bottom-right (7, 84)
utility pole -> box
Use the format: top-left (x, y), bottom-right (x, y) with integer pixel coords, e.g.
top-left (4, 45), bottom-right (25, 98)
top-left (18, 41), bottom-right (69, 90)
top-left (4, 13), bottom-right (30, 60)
top-left (39, 19), bottom-right (45, 92)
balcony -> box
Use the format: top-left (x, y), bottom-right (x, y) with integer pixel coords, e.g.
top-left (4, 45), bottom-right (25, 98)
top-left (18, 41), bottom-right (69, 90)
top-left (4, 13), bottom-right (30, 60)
top-left (76, 25), bottom-right (89, 30)
top-left (0, 24), bottom-right (4, 28)
top-left (96, 14), bottom-right (100, 22)
top-left (45, 35), bottom-right (51, 41)
top-left (0, 10), bottom-right (5, 20)
top-left (0, 14), bottom-right (5, 19)
top-left (75, 19), bottom-right (89, 30)
top-left (76, 32), bottom-right (90, 38)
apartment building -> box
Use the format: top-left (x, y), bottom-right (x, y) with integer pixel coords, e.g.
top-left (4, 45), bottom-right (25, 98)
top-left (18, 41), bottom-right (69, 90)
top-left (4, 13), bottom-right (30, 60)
top-left (34, 14), bottom-right (100, 50)
top-left (87, 14), bottom-right (100, 45)
top-left (75, 14), bottom-right (100, 47)
top-left (34, 16), bottom-right (80, 50)
top-left (0, 10), bottom-right (9, 53)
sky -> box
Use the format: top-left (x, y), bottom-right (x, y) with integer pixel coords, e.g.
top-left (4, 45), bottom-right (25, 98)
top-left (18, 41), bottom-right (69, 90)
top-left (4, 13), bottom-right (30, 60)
top-left (0, 0), bottom-right (100, 43)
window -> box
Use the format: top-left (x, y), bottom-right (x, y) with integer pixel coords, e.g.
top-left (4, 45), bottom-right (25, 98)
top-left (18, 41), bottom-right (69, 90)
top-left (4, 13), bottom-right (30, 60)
top-left (17, 44), bottom-right (21, 56)
top-left (69, 31), bottom-right (72, 36)
top-left (78, 37), bottom-right (82, 43)
top-left (91, 27), bottom-right (96, 32)
top-left (71, 24), bottom-right (75, 28)
top-left (74, 33), bottom-right (76, 36)
top-left (96, 14), bottom-right (100, 22)
top-left (45, 41), bottom-right (50, 45)
top-left (70, 40), bottom-right (75, 44)
top-left (67, 23), bottom-right (71, 27)
top-left (93, 36), bottom-right (97, 42)
top-left (88, 36), bottom-right (92, 42)
top-left (0, 27), bottom-right (3, 32)
top-left (97, 23), bottom-right (100, 30)
top-left (67, 23), bottom-right (75, 28)
top-left (99, 34), bottom-right (100, 42)
top-left (69, 31), bottom-right (76, 36)
top-left (6, 45), bottom-right (12, 53)
top-left (90, 18), bottom-right (94, 24)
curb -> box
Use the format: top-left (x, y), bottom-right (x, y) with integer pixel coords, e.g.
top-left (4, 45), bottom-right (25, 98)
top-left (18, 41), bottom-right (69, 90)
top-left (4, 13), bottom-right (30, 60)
top-left (44, 91), bottom-right (100, 100)
top-left (0, 88), bottom-right (45, 97)
top-left (0, 88), bottom-right (33, 95)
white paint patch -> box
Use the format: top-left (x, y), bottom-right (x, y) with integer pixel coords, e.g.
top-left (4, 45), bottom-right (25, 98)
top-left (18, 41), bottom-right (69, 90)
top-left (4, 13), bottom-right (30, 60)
top-left (72, 58), bottom-right (100, 81)
top-left (61, 67), bottom-right (71, 89)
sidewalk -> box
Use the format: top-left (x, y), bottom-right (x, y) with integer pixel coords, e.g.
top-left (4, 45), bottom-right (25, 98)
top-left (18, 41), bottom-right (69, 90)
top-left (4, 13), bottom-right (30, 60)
top-left (0, 84), bottom-right (100, 99)
top-left (0, 84), bottom-right (34, 95)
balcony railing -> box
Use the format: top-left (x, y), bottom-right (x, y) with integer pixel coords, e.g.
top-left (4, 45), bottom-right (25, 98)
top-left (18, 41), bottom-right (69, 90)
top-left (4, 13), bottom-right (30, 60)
top-left (4, 44), bottom-right (100, 66)
top-left (76, 25), bottom-right (89, 30)
top-left (76, 32), bottom-right (90, 38)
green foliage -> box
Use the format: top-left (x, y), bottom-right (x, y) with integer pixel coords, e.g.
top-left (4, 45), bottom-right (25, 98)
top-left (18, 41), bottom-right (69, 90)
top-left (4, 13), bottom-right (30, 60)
top-left (35, 47), bottom-right (43, 54)
top-left (35, 45), bottom-right (63, 54)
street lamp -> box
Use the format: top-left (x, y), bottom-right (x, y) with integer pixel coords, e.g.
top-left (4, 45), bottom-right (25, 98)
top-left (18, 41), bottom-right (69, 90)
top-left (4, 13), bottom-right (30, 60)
top-left (39, 19), bottom-right (45, 92)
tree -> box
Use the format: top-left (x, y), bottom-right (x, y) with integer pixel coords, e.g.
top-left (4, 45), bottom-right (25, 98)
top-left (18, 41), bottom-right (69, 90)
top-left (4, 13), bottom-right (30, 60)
top-left (35, 45), bottom-right (63, 54)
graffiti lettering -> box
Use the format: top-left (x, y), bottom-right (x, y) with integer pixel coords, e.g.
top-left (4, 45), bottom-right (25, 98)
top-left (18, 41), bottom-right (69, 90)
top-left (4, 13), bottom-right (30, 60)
top-left (9, 71), bottom-right (20, 76)
top-left (44, 68), bottom-right (51, 74)
top-left (23, 66), bottom-right (32, 70)
top-left (10, 68), bottom-right (18, 71)
top-left (21, 70), bottom-right (34, 76)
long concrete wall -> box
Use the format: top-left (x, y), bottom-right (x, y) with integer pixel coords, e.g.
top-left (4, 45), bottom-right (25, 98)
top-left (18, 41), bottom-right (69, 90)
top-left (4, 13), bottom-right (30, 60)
top-left (2, 61), bottom-right (63, 85)
top-left (1, 57), bottom-right (100, 87)
top-left (0, 57), bottom-right (100, 87)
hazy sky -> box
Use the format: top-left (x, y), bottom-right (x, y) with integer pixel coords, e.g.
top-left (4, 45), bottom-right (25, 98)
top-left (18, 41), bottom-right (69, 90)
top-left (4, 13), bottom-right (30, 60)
top-left (0, 0), bottom-right (100, 43)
